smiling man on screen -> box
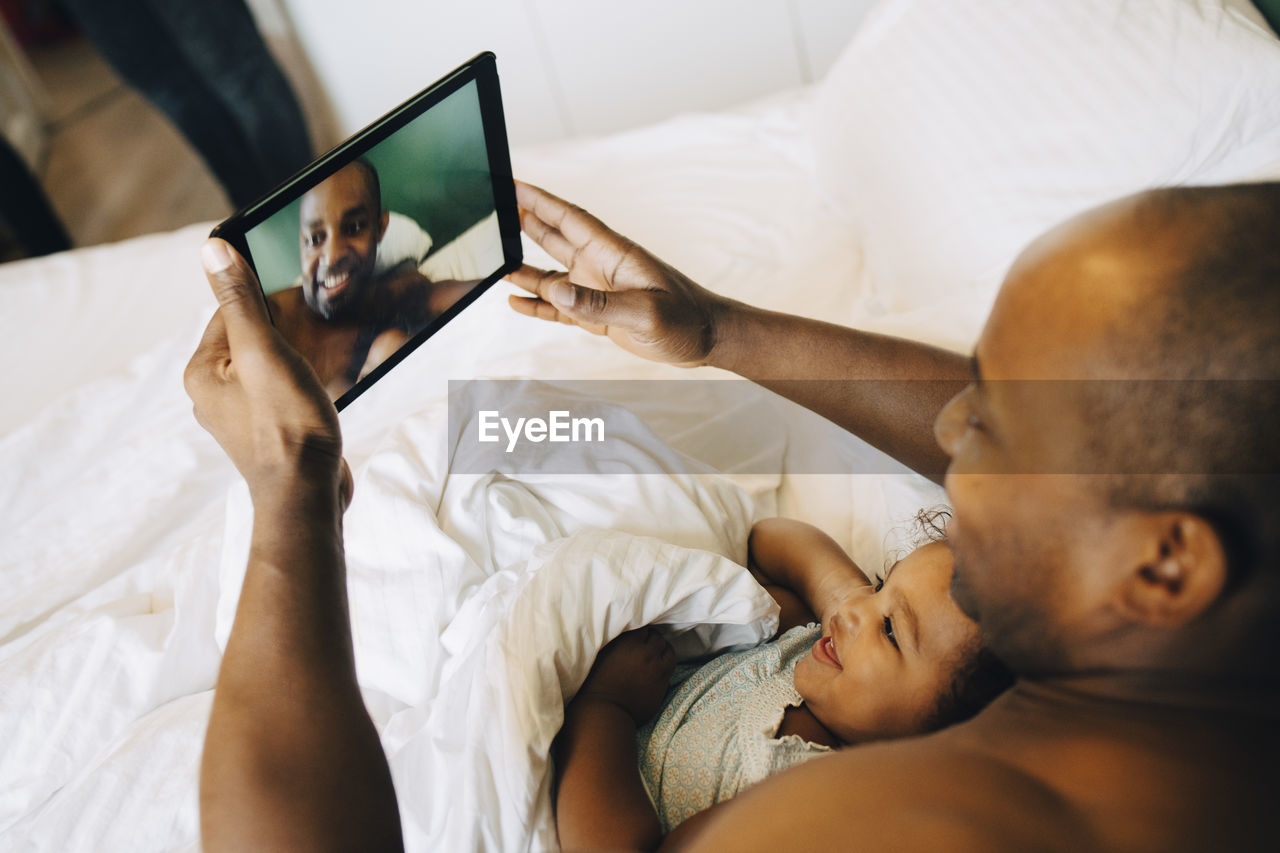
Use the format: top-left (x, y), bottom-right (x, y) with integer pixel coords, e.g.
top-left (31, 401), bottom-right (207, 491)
top-left (266, 159), bottom-right (475, 399)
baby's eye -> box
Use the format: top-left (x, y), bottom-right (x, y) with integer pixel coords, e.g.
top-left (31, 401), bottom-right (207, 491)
top-left (883, 616), bottom-right (898, 649)
top-left (873, 578), bottom-right (885, 593)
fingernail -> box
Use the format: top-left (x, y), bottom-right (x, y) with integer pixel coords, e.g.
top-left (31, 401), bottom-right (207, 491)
top-left (550, 281), bottom-right (575, 308)
top-left (202, 240), bottom-right (233, 273)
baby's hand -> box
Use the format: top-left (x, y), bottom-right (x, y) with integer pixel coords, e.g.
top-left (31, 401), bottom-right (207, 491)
top-left (576, 627), bottom-right (676, 725)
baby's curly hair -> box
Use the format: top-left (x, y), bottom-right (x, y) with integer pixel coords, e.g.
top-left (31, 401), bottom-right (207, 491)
top-left (880, 506), bottom-right (952, 579)
top-left (888, 506), bottom-right (1016, 730)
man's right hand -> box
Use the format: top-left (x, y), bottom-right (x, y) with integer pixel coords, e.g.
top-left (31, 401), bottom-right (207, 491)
top-left (506, 181), bottom-right (968, 482)
top-left (506, 181), bottom-right (731, 368)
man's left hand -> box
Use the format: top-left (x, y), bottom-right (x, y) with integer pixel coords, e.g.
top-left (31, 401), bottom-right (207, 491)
top-left (185, 238), bottom-right (351, 505)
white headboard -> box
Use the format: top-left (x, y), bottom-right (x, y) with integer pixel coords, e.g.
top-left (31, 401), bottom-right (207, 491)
top-left (248, 0), bottom-right (879, 147)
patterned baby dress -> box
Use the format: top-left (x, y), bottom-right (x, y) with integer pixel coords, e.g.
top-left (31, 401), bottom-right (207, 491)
top-left (635, 624), bottom-right (833, 831)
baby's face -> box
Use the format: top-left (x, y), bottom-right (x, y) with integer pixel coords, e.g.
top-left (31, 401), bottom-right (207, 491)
top-left (793, 541), bottom-right (980, 744)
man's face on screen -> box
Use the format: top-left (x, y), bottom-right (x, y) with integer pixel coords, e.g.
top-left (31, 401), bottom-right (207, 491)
top-left (299, 164), bottom-right (387, 322)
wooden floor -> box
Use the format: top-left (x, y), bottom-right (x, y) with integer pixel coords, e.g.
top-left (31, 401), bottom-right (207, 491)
top-left (24, 36), bottom-right (232, 252)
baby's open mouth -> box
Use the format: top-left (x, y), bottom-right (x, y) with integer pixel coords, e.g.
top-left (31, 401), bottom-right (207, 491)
top-left (812, 635), bottom-right (841, 669)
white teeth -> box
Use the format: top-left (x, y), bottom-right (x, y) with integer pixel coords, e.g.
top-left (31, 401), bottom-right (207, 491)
top-left (323, 271), bottom-right (349, 290)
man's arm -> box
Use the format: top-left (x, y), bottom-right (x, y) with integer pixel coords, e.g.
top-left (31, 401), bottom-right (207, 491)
top-left (747, 518), bottom-right (874, 632)
top-left (186, 239), bottom-right (403, 852)
top-left (506, 182), bottom-right (969, 481)
top-left (378, 266), bottom-right (477, 330)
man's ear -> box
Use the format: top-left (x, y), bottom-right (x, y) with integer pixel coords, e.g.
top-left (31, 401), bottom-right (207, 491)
top-left (1114, 514), bottom-right (1227, 629)
top-left (378, 210), bottom-right (390, 241)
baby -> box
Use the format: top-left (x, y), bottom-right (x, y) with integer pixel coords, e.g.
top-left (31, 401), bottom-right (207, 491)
top-left (552, 512), bottom-right (1014, 851)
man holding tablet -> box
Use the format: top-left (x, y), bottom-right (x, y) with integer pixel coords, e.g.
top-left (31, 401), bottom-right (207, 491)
top-left (216, 52), bottom-right (522, 410)
top-left (187, 178), bottom-right (1279, 851)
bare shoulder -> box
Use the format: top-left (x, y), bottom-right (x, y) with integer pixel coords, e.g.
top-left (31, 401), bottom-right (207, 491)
top-left (266, 286), bottom-right (304, 324)
top-left (668, 735), bottom-right (1095, 853)
top-left (381, 262), bottom-right (431, 293)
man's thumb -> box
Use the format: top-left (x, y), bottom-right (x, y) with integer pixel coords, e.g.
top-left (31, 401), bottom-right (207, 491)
top-left (201, 238), bottom-right (271, 343)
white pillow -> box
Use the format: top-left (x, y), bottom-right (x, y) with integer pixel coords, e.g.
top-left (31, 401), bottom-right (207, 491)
top-left (375, 211), bottom-right (434, 272)
top-left (808, 0), bottom-right (1280, 320)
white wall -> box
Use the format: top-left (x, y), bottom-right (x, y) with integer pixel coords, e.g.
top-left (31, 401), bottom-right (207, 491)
top-left (256, 0), bottom-right (878, 148)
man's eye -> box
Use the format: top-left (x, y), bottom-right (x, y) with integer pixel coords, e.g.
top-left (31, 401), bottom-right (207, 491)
top-left (883, 616), bottom-right (899, 649)
top-left (307, 232), bottom-right (324, 247)
top-left (345, 220), bottom-right (366, 235)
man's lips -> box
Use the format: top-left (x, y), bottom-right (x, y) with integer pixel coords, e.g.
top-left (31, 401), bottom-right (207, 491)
top-left (317, 268), bottom-right (352, 298)
top-left (811, 634), bottom-right (841, 669)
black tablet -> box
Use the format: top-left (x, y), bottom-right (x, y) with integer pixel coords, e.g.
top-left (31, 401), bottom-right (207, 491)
top-left (212, 52), bottom-right (521, 410)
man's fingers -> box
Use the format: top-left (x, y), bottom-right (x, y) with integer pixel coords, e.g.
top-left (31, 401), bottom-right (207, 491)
top-left (515, 181), bottom-right (608, 240)
top-left (504, 264), bottom-right (597, 315)
top-left (515, 180), bottom-right (581, 234)
top-left (505, 264), bottom-right (638, 332)
top-left (515, 181), bottom-right (626, 269)
top-left (501, 263), bottom-right (622, 330)
top-left (185, 310), bottom-right (231, 396)
top-left (547, 279), bottom-right (649, 331)
top-left (338, 458), bottom-right (355, 510)
top-left (518, 208), bottom-right (577, 269)
top-left (505, 264), bottom-right (595, 321)
top-left (201, 238), bottom-right (274, 352)
top-left (505, 263), bottom-right (563, 297)
top-left (508, 294), bottom-right (572, 324)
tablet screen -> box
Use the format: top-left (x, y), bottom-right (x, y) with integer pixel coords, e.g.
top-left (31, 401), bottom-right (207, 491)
top-left (218, 54), bottom-right (519, 409)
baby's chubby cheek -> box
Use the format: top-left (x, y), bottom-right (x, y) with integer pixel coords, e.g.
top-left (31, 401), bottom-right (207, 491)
top-left (792, 653), bottom-right (824, 701)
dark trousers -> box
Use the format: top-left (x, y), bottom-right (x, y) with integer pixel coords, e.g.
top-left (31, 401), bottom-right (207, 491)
top-left (60, 0), bottom-right (313, 207)
top-left (0, 134), bottom-right (71, 257)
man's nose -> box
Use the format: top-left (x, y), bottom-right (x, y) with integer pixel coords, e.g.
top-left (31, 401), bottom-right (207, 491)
top-left (322, 235), bottom-right (352, 268)
top-left (933, 388), bottom-right (969, 456)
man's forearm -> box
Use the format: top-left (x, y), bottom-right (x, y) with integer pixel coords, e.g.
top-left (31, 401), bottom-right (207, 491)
top-left (708, 300), bottom-right (969, 481)
top-left (201, 474), bottom-right (403, 853)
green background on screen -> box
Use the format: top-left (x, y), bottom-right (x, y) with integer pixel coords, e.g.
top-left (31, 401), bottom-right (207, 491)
top-left (247, 80), bottom-right (495, 294)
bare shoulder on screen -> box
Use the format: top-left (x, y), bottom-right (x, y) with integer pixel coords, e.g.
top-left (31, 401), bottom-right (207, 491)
top-left (265, 285), bottom-right (306, 330)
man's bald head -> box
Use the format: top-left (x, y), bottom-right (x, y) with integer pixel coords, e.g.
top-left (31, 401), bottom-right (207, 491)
top-left (941, 183), bottom-right (1279, 678)
top-left (1081, 184), bottom-right (1279, 591)
top-left (345, 158), bottom-right (382, 221)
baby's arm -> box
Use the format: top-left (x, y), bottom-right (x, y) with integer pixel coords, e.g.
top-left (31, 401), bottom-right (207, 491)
top-left (748, 518), bottom-right (875, 632)
top-left (553, 628), bottom-right (675, 852)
